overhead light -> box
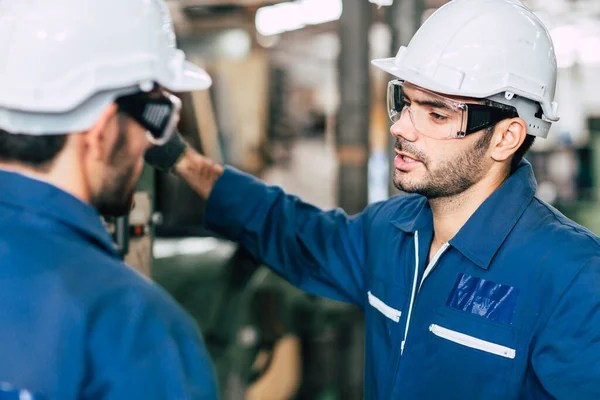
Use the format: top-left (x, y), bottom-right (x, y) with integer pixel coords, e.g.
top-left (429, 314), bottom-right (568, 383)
top-left (550, 24), bottom-right (600, 68)
top-left (550, 25), bottom-right (579, 69)
top-left (577, 36), bottom-right (600, 66)
top-left (369, 0), bottom-right (393, 6)
top-left (255, 0), bottom-right (343, 37)
top-left (218, 29), bottom-right (252, 60)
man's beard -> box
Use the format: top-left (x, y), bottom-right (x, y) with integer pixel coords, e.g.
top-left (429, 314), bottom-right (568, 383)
top-left (92, 122), bottom-right (137, 217)
top-left (393, 130), bottom-right (493, 199)
top-left (93, 163), bottom-right (136, 217)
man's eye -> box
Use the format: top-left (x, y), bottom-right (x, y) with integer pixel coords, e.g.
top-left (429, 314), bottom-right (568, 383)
top-left (430, 112), bottom-right (448, 121)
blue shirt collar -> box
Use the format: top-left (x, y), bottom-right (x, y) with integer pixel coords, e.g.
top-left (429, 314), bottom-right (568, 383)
top-left (390, 196), bottom-right (433, 233)
top-left (0, 169), bottom-right (120, 257)
top-left (390, 160), bottom-right (537, 269)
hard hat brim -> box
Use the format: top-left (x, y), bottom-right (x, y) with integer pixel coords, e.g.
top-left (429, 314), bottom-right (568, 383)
top-left (371, 57), bottom-right (559, 123)
top-left (372, 57), bottom-right (457, 96)
top-left (163, 61), bottom-right (213, 93)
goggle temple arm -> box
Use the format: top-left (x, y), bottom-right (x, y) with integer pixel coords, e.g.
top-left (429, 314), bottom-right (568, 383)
top-left (116, 91), bottom-right (182, 145)
top-left (463, 102), bottom-right (520, 136)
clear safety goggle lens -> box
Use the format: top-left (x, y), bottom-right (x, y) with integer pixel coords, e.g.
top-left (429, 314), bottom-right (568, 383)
top-left (116, 90), bottom-right (182, 146)
top-left (387, 80), bottom-right (468, 140)
top-left (387, 80), bottom-right (520, 140)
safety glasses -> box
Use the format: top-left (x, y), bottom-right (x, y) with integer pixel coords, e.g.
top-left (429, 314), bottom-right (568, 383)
top-left (387, 80), bottom-right (519, 140)
top-left (115, 89), bottom-right (182, 145)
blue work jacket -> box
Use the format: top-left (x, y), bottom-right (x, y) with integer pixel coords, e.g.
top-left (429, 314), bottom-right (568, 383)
top-left (205, 160), bottom-right (600, 399)
top-left (0, 170), bottom-right (218, 400)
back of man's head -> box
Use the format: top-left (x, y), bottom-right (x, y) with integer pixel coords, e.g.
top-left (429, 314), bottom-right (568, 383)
top-left (0, 0), bottom-right (212, 170)
top-left (0, 132), bottom-right (67, 171)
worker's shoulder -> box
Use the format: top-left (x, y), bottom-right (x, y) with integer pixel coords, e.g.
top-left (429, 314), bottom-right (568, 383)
top-left (514, 197), bottom-right (600, 265)
top-left (71, 254), bottom-right (193, 331)
top-left (525, 197), bottom-right (600, 246)
top-left (4, 221), bottom-right (186, 325)
top-left (67, 250), bottom-right (185, 319)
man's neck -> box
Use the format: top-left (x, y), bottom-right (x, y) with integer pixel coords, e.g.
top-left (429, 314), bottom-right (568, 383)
top-left (428, 171), bottom-right (509, 248)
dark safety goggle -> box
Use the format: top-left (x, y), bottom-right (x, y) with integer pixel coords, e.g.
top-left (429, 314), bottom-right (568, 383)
top-left (387, 80), bottom-right (519, 140)
top-left (116, 89), bottom-right (182, 145)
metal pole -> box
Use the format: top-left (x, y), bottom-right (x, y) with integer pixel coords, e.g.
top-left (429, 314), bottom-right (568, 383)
top-left (337, 0), bottom-right (372, 215)
top-left (387, 0), bottom-right (425, 196)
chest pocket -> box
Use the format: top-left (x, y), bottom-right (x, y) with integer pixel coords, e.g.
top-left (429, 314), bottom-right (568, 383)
top-left (364, 278), bottom-right (408, 394)
top-left (423, 308), bottom-right (520, 399)
top-left (367, 279), bottom-right (407, 339)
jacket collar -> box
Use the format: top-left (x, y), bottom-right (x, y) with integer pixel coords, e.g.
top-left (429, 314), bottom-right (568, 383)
top-left (0, 169), bottom-right (120, 258)
top-left (390, 195), bottom-right (432, 233)
top-left (391, 160), bottom-right (536, 269)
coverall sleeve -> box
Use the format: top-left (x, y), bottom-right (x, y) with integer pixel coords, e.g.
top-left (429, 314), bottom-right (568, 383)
top-left (204, 167), bottom-right (374, 307)
top-left (531, 257), bottom-right (600, 399)
top-left (82, 288), bottom-right (219, 400)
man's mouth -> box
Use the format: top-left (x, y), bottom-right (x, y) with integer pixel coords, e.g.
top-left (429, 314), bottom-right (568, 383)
top-left (396, 151), bottom-right (421, 163)
top-left (394, 150), bottom-right (424, 171)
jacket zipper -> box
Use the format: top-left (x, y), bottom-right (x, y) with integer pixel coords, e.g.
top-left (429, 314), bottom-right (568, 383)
top-left (401, 232), bottom-right (450, 354)
top-left (419, 241), bottom-right (450, 292)
top-left (390, 231), bottom-right (450, 398)
top-left (429, 324), bottom-right (516, 359)
top-left (400, 231), bottom-right (420, 355)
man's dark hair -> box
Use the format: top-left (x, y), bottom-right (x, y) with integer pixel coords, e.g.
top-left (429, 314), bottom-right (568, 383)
top-left (511, 134), bottom-right (535, 172)
top-left (0, 130), bottom-right (68, 171)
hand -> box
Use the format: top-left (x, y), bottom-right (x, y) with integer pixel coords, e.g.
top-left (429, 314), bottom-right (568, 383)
top-left (144, 131), bottom-right (188, 172)
top-left (172, 147), bottom-right (224, 200)
top-left (145, 130), bottom-right (224, 199)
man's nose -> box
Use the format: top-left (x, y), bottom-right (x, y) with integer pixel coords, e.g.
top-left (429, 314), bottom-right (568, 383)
top-left (390, 108), bottom-right (418, 142)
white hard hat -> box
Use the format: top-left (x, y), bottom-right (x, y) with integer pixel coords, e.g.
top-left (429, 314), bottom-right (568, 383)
top-left (372, 0), bottom-right (559, 138)
top-left (0, 0), bottom-right (212, 135)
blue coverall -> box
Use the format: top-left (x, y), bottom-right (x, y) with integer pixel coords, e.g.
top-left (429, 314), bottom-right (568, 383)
top-left (204, 160), bottom-right (600, 399)
top-left (0, 170), bottom-right (218, 399)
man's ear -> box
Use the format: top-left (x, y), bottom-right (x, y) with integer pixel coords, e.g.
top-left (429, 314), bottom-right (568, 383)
top-left (490, 117), bottom-right (527, 163)
top-left (83, 103), bottom-right (119, 161)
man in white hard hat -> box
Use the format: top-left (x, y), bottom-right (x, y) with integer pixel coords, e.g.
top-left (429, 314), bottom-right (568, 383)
top-left (0, 0), bottom-right (218, 398)
top-left (146, 0), bottom-right (600, 398)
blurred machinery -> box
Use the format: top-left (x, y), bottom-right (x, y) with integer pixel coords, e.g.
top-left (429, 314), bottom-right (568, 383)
top-left (105, 11), bottom-right (367, 395)
top-left (528, 116), bottom-right (600, 236)
top-left (146, 82), bottom-right (366, 398)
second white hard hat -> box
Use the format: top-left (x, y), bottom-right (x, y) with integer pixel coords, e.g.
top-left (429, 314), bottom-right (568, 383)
top-left (372, 0), bottom-right (559, 138)
top-left (0, 0), bottom-right (212, 135)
